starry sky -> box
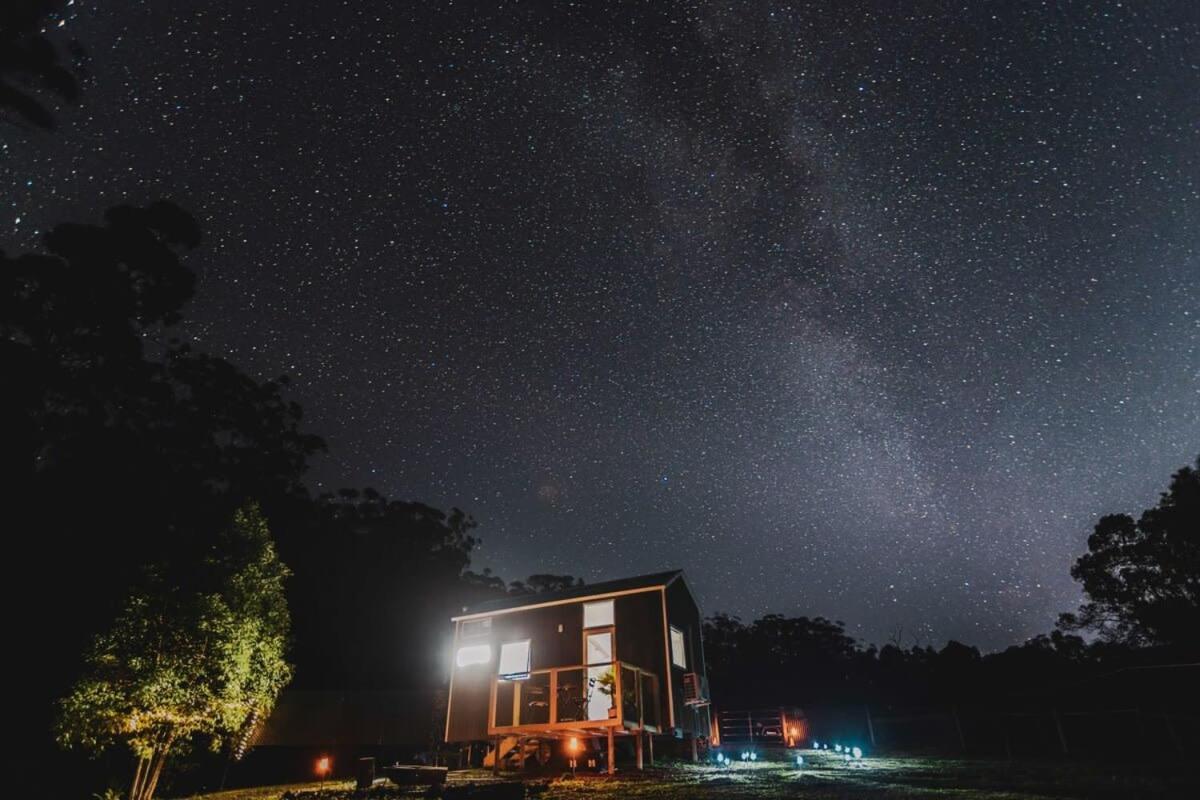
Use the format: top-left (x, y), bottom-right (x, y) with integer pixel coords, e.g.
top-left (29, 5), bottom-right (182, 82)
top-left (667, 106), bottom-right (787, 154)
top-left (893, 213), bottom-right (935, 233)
top-left (6, 1), bottom-right (1199, 650)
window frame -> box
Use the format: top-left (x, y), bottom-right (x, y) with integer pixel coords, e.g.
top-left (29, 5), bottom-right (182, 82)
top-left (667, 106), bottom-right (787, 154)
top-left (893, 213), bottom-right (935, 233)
top-left (583, 599), bottom-right (615, 629)
top-left (669, 625), bottom-right (687, 669)
top-left (497, 639), bottom-right (532, 680)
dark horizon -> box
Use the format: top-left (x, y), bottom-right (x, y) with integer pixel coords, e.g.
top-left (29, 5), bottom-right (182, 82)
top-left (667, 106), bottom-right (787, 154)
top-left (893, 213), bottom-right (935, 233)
top-left (5, 1), bottom-right (1198, 651)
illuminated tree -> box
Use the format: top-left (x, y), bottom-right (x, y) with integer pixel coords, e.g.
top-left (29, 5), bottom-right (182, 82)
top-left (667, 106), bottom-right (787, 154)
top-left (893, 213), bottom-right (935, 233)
top-left (1059, 456), bottom-right (1200, 651)
top-left (57, 504), bottom-right (292, 800)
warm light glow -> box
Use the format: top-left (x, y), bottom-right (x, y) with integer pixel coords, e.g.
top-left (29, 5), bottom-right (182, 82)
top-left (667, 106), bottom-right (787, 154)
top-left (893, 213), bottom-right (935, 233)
top-left (568, 736), bottom-right (580, 752)
top-left (789, 726), bottom-right (798, 737)
top-left (316, 756), bottom-right (331, 776)
top-left (456, 644), bottom-right (492, 667)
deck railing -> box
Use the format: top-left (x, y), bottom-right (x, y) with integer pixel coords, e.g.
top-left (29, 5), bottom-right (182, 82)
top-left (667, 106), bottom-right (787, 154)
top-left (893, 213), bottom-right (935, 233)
top-left (488, 661), bottom-right (660, 734)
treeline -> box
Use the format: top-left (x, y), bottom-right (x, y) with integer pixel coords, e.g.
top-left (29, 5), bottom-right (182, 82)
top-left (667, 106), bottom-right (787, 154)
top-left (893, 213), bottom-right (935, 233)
top-left (704, 615), bottom-right (1183, 711)
top-left (706, 456), bottom-right (1199, 712)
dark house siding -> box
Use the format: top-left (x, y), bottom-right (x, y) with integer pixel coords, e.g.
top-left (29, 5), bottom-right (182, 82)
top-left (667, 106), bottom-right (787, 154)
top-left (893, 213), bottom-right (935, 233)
top-left (665, 578), bottom-right (709, 737)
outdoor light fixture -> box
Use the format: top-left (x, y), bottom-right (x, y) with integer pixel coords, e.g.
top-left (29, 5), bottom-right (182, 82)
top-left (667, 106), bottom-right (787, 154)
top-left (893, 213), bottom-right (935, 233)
top-left (749, 752), bottom-right (757, 761)
top-left (455, 644), bottom-right (491, 667)
top-left (741, 751), bottom-right (749, 761)
top-left (852, 747), bottom-right (863, 760)
top-left (835, 744), bottom-right (842, 753)
top-left (315, 756), bottom-right (331, 779)
top-left (796, 755), bottom-right (804, 767)
top-left (812, 740), bottom-right (819, 749)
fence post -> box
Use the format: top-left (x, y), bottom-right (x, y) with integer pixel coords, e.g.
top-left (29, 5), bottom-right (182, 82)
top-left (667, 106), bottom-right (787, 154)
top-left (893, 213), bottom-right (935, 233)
top-left (951, 707), bottom-right (966, 753)
top-left (1052, 709), bottom-right (1068, 756)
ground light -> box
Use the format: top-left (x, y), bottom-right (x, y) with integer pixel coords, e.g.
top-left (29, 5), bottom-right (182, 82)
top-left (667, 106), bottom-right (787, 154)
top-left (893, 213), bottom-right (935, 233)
top-left (749, 752), bottom-right (757, 761)
top-left (812, 740), bottom-right (819, 749)
top-left (852, 746), bottom-right (863, 760)
top-left (568, 737), bottom-right (580, 775)
top-left (740, 751), bottom-right (750, 761)
top-left (796, 755), bottom-right (804, 767)
top-left (315, 756), bottom-right (331, 781)
top-left (834, 744), bottom-right (842, 753)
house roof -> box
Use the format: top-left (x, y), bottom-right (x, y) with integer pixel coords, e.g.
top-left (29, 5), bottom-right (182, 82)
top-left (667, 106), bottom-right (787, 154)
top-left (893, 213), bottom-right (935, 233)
top-left (453, 569), bottom-right (686, 620)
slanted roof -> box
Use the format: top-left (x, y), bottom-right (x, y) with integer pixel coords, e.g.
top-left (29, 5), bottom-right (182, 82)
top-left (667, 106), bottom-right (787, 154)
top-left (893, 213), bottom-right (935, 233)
top-left (453, 569), bottom-right (686, 621)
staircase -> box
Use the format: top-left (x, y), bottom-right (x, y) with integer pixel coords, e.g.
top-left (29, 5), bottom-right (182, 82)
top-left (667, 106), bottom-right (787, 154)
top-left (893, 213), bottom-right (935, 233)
top-left (482, 736), bottom-right (542, 768)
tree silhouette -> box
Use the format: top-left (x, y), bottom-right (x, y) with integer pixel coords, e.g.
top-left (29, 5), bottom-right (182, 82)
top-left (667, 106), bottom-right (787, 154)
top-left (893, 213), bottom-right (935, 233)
top-left (1059, 456), bottom-right (1200, 652)
top-left (0, 1), bottom-right (80, 129)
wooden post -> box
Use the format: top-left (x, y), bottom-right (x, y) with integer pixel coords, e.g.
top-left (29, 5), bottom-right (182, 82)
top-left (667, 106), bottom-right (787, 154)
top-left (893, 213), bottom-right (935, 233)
top-left (952, 707), bottom-right (966, 753)
top-left (865, 704), bottom-right (877, 748)
top-left (1052, 708), bottom-right (1068, 756)
top-left (493, 736), bottom-right (501, 775)
top-left (607, 727), bottom-right (615, 775)
top-left (648, 732), bottom-right (655, 765)
top-left (517, 737), bottom-right (525, 771)
top-left (636, 730), bottom-right (644, 770)
top-left (690, 735), bottom-right (698, 762)
top-left (1163, 712), bottom-right (1183, 755)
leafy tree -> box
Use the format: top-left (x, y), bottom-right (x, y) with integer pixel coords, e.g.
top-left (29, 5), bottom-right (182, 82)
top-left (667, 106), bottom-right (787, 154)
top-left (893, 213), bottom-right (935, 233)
top-left (1059, 456), bottom-right (1200, 652)
top-left (57, 504), bottom-right (292, 800)
top-left (0, 1), bottom-right (80, 129)
top-left (3, 203), bottom-right (322, 736)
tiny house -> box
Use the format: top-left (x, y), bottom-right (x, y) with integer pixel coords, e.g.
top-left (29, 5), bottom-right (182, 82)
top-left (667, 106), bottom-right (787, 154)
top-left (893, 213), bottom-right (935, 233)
top-left (444, 570), bottom-right (711, 772)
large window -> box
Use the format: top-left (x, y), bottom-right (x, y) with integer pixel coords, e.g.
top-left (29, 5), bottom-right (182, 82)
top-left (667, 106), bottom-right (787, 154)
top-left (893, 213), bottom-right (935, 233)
top-left (669, 625), bottom-right (687, 669)
top-left (498, 640), bottom-right (531, 680)
top-left (583, 599), bottom-right (614, 628)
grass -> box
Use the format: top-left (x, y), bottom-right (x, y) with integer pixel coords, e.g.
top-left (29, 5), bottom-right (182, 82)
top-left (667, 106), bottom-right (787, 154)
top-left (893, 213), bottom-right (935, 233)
top-left (177, 752), bottom-right (1200, 799)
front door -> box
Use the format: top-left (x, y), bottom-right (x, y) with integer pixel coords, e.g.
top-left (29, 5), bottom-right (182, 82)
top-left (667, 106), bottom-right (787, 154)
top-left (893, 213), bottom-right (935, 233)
top-left (585, 629), bottom-right (615, 720)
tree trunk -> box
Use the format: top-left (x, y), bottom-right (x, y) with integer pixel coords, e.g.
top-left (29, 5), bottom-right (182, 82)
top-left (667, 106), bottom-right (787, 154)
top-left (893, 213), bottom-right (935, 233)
top-left (143, 746), bottom-right (169, 800)
top-left (129, 755), bottom-right (149, 800)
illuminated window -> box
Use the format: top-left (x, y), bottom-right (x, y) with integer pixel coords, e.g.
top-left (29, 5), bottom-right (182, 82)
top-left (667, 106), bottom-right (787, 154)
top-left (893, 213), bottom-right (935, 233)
top-left (456, 644), bottom-right (491, 668)
top-left (583, 599), bottom-right (614, 628)
top-left (498, 640), bottom-right (531, 679)
top-left (461, 618), bottom-right (491, 638)
top-left (669, 626), bottom-right (687, 669)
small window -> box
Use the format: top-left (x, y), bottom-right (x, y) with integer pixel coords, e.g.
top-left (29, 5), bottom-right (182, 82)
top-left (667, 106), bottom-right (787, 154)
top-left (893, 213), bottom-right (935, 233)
top-left (498, 640), bottom-right (531, 680)
top-left (669, 626), bottom-right (687, 669)
top-left (455, 644), bottom-right (491, 668)
top-left (461, 618), bottom-right (491, 638)
top-left (583, 600), bottom-right (614, 628)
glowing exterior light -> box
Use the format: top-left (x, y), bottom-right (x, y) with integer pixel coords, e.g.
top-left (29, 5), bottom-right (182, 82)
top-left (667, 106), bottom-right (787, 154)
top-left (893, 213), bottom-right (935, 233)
top-left (749, 751), bottom-right (757, 761)
top-left (852, 747), bottom-right (863, 760)
top-left (796, 755), bottom-right (804, 767)
top-left (741, 751), bottom-right (749, 761)
top-left (568, 737), bottom-right (580, 753)
top-left (834, 744), bottom-right (842, 753)
top-left (812, 740), bottom-right (819, 749)
top-left (315, 756), bottom-right (331, 777)
top-left (455, 644), bottom-right (491, 667)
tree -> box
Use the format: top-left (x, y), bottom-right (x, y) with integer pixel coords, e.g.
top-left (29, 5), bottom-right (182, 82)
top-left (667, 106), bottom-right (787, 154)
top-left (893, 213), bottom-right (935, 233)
top-left (1059, 456), bottom-right (1200, 652)
top-left (3, 203), bottom-right (322, 736)
top-left (0, 1), bottom-right (80, 129)
top-left (57, 504), bottom-right (293, 800)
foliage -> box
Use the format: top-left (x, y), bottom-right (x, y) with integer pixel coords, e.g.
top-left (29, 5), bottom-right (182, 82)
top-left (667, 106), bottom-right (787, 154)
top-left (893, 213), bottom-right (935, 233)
top-left (4, 202), bottom-right (322, 746)
top-left (0, 1), bottom-right (80, 129)
top-left (57, 503), bottom-right (292, 799)
top-left (1059, 456), bottom-right (1199, 651)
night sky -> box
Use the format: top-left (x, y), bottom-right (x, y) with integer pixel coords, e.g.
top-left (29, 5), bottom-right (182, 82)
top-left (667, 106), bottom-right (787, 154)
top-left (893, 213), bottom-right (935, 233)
top-left (6, 1), bottom-right (1199, 650)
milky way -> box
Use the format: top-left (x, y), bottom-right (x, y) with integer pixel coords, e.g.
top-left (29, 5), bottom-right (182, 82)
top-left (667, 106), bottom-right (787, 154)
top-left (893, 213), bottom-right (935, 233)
top-left (5, 1), bottom-right (1199, 649)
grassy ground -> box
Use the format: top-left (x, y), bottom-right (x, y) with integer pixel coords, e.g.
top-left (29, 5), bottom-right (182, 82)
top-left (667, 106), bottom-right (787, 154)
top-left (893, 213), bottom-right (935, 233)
top-left (177, 751), bottom-right (1199, 799)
